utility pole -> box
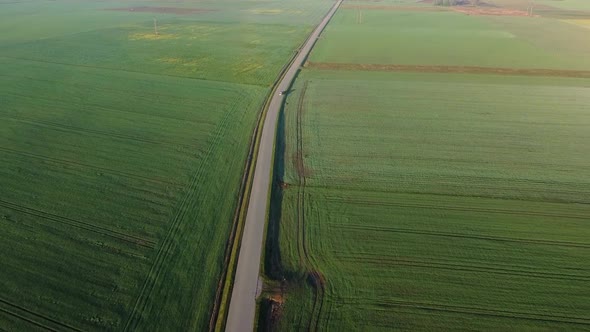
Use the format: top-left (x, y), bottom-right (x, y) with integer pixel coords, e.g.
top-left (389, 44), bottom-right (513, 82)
top-left (153, 17), bottom-right (159, 36)
top-left (360, 7), bottom-right (363, 24)
top-left (358, 6), bottom-right (362, 24)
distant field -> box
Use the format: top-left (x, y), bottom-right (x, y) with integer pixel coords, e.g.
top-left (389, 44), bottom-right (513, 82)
top-left (273, 70), bottom-right (590, 330)
top-left (309, 9), bottom-right (590, 70)
top-left (0, 0), bottom-right (333, 330)
top-left (268, 1), bottom-right (590, 330)
top-left (534, 0), bottom-right (590, 11)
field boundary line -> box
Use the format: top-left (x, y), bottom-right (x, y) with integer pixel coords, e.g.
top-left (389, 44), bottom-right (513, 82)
top-left (0, 199), bottom-right (156, 248)
top-left (305, 62), bottom-right (590, 78)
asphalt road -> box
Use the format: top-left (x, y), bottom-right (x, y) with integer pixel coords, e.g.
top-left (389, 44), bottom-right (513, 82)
top-left (224, 1), bottom-right (342, 331)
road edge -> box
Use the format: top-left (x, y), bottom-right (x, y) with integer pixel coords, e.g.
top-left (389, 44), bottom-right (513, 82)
top-left (224, 0), bottom-right (342, 331)
top-left (208, 3), bottom-right (340, 330)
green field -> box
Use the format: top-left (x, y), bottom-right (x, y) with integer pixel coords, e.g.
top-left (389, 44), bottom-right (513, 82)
top-left (309, 8), bottom-right (590, 70)
top-left (0, 0), bottom-right (333, 330)
top-left (534, 0), bottom-right (590, 11)
top-left (267, 2), bottom-right (590, 331)
top-left (272, 70), bottom-right (590, 331)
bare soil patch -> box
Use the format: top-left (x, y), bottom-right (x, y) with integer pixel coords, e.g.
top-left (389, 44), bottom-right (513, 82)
top-left (342, 4), bottom-right (449, 11)
top-left (105, 6), bottom-right (211, 15)
top-left (306, 62), bottom-right (590, 78)
top-left (453, 6), bottom-right (535, 16)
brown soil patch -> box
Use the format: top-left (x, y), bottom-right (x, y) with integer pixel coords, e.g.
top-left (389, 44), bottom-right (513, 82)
top-left (419, 0), bottom-right (479, 4)
top-left (342, 4), bottom-right (449, 11)
top-left (105, 6), bottom-right (211, 15)
top-left (306, 62), bottom-right (590, 78)
top-left (453, 6), bottom-right (535, 16)
top-left (269, 293), bottom-right (285, 304)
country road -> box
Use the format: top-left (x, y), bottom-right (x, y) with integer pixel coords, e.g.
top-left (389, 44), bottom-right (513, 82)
top-left (224, 0), bottom-right (342, 331)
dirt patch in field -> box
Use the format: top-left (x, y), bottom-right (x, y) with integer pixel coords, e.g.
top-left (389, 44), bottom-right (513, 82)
top-left (105, 6), bottom-right (211, 15)
top-left (341, 4), bottom-right (449, 11)
top-left (247, 8), bottom-right (304, 14)
top-left (563, 19), bottom-right (590, 29)
top-left (417, 0), bottom-right (474, 3)
top-left (453, 6), bottom-right (535, 16)
top-left (306, 62), bottom-right (590, 78)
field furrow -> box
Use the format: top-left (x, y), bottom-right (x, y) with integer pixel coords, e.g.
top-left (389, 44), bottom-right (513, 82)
top-left (271, 22), bottom-right (590, 328)
top-left (0, 0), bottom-right (335, 329)
top-left (0, 200), bottom-right (156, 248)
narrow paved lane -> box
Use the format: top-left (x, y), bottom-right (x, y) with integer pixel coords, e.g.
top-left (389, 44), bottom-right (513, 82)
top-left (225, 1), bottom-right (342, 331)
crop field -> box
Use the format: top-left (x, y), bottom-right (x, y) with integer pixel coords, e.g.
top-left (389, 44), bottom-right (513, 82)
top-left (308, 7), bottom-right (590, 70)
top-left (267, 1), bottom-right (590, 331)
top-left (530, 0), bottom-right (590, 11)
top-left (0, 0), bottom-right (334, 330)
top-left (272, 70), bottom-right (590, 331)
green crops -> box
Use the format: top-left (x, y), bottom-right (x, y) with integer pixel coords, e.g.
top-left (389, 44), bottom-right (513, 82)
top-left (0, 0), bottom-right (334, 330)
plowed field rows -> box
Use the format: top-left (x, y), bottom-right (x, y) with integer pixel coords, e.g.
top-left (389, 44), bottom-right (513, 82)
top-left (272, 70), bottom-right (590, 330)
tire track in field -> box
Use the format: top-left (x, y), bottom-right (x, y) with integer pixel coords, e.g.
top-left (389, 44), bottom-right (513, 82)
top-left (326, 197), bottom-right (590, 220)
top-left (0, 297), bottom-right (82, 332)
top-left (2, 115), bottom-right (180, 147)
top-left (0, 199), bottom-right (156, 249)
top-left (319, 180), bottom-right (590, 205)
top-left (368, 299), bottom-right (590, 326)
top-left (295, 81), bottom-right (326, 331)
top-left (339, 255), bottom-right (590, 281)
top-left (2, 89), bottom-right (207, 126)
top-left (295, 82), bottom-right (308, 267)
top-left (336, 224), bottom-right (590, 248)
top-left (0, 74), bottom-right (234, 110)
top-left (0, 307), bottom-right (57, 332)
top-left (336, 186), bottom-right (589, 205)
top-left (123, 94), bottom-right (243, 331)
top-left (0, 56), bottom-right (266, 87)
top-left (0, 146), bottom-right (182, 187)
